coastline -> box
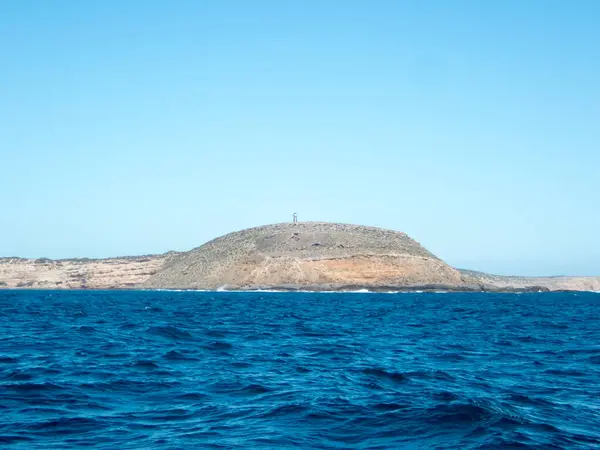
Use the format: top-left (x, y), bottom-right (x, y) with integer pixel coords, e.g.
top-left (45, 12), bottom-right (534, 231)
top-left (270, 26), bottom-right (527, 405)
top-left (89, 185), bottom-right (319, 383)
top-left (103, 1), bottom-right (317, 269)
top-left (2, 254), bottom-right (599, 293)
top-left (2, 223), bottom-right (598, 293)
top-left (1, 282), bottom-right (598, 294)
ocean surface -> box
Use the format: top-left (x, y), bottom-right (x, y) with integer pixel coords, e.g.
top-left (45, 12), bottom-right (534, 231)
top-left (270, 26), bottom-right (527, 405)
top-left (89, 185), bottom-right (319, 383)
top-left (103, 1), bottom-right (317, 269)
top-left (0, 291), bottom-right (599, 449)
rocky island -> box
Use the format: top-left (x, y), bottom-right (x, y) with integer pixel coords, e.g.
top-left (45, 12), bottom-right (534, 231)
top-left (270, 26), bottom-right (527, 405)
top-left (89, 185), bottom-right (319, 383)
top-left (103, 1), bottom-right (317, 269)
top-left (1, 222), bottom-right (598, 292)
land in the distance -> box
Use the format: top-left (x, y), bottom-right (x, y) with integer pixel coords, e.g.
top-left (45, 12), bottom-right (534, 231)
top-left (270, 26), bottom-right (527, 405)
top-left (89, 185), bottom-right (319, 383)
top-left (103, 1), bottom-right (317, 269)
top-left (1, 222), bottom-right (598, 292)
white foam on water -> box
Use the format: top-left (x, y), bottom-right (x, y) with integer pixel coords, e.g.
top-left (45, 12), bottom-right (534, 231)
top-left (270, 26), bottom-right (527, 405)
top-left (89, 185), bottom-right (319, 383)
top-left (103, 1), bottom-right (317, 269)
top-left (251, 289), bottom-right (285, 293)
top-left (145, 288), bottom-right (517, 295)
top-left (150, 289), bottom-right (184, 292)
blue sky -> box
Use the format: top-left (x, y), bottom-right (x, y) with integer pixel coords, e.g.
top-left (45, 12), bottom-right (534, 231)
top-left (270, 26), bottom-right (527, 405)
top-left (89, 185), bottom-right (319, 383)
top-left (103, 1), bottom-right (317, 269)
top-left (1, 1), bottom-right (599, 276)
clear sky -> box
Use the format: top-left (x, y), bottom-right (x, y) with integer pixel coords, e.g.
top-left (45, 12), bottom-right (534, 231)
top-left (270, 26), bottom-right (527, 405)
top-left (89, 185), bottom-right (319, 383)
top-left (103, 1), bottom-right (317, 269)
top-left (1, 1), bottom-right (599, 276)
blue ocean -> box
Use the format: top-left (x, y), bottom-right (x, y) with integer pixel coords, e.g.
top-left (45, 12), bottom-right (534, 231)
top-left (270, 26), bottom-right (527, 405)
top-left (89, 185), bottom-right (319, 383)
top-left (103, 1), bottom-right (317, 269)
top-left (0, 290), bottom-right (599, 449)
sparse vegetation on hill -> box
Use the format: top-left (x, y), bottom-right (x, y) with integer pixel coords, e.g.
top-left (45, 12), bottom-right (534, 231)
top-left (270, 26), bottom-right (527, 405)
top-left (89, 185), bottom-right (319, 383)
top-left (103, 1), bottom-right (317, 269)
top-left (1, 224), bottom-right (598, 291)
top-left (143, 222), bottom-right (464, 290)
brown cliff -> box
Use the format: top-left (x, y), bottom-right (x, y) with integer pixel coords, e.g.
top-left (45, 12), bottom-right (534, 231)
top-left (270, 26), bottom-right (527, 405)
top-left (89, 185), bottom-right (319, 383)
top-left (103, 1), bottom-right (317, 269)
top-left (1, 223), bottom-right (598, 292)
top-left (142, 222), bottom-right (465, 290)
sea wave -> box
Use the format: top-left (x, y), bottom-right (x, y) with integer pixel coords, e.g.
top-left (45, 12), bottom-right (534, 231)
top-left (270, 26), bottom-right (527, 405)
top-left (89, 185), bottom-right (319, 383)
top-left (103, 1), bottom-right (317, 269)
top-left (0, 290), bottom-right (599, 448)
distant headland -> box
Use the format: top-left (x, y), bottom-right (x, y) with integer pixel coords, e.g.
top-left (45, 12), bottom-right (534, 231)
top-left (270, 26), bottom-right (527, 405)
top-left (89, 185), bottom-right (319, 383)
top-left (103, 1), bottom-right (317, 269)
top-left (1, 222), bottom-right (598, 292)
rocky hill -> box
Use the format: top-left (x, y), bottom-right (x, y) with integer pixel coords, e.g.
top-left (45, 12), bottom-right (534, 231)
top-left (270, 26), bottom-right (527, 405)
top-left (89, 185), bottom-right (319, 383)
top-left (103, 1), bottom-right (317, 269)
top-left (141, 222), bottom-right (466, 290)
top-left (1, 222), bottom-right (598, 292)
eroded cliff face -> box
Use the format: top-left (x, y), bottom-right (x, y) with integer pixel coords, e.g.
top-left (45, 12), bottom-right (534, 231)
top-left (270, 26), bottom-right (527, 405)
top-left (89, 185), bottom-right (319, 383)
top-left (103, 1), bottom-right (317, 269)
top-left (0, 255), bottom-right (171, 289)
top-left (1, 223), bottom-right (598, 292)
top-left (142, 222), bottom-right (464, 290)
top-left (196, 255), bottom-right (464, 289)
top-left (459, 270), bottom-right (600, 292)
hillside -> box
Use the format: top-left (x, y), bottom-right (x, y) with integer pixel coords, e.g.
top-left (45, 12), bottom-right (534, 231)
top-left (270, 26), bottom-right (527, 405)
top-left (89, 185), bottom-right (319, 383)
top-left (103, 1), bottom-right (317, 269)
top-left (1, 222), bottom-right (598, 292)
top-left (142, 222), bottom-right (465, 290)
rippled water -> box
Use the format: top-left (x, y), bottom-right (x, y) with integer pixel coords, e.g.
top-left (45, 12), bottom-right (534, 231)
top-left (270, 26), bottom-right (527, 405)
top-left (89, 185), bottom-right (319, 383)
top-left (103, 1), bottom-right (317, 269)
top-left (1, 290), bottom-right (599, 449)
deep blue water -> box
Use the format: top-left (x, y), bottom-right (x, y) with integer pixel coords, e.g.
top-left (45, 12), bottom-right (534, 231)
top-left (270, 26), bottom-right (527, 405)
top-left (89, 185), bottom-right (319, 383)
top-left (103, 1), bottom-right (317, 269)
top-left (1, 291), bottom-right (600, 449)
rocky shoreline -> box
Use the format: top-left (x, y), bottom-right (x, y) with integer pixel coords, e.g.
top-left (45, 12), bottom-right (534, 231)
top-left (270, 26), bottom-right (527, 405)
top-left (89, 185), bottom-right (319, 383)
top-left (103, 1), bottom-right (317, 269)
top-left (1, 223), bottom-right (598, 292)
top-left (201, 283), bottom-right (557, 293)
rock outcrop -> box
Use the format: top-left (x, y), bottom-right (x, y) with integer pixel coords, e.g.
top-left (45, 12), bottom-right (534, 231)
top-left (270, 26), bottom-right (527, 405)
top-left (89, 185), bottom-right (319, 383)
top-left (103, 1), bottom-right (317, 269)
top-left (142, 222), bottom-right (465, 290)
top-left (1, 222), bottom-right (598, 292)
top-left (459, 269), bottom-right (600, 293)
top-left (0, 254), bottom-right (173, 289)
